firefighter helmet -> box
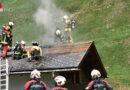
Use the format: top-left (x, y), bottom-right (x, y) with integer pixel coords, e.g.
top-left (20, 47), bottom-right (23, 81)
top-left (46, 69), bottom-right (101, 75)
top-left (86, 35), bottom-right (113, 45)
top-left (32, 41), bottom-right (39, 46)
top-left (91, 69), bottom-right (101, 79)
top-left (21, 40), bottom-right (26, 45)
top-left (9, 22), bottom-right (14, 26)
top-left (56, 28), bottom-right (61, 35)
top-left (54, 76), bottom-right (66, 86)
top-left (30, 69), bottom-right (41, 79)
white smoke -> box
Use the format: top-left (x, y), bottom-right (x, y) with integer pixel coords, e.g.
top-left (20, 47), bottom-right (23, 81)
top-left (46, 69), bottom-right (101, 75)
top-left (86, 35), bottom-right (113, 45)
top-left (34, 0), bottom-right (68, 45)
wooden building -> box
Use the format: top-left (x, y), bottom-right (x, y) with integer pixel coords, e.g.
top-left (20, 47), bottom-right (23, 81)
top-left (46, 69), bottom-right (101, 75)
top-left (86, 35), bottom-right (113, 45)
top-left (4, 41), bottom-right (107, 90)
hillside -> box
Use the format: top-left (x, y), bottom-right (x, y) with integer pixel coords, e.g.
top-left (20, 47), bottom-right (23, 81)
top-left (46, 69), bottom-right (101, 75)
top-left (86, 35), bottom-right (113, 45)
top-left (0, 0), bottom-right (130, 90)
top-left (55, 0), bottom-right (130, 89)
top-left (0, 0), bottom-right (41, 45)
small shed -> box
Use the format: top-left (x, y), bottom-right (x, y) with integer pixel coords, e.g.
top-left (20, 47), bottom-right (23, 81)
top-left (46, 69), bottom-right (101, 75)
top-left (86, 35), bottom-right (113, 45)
top-left (4, 41), bottom-right (107, 90)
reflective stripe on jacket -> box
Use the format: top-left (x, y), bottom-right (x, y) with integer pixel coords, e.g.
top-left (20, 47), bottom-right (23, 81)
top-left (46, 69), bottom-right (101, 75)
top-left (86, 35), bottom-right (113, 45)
top-left (24, 79), bottom-right (48, 90)
top-left (51, 86), bottom-right (68, 90)
top-left (86, 78), bottom-right (113, 90)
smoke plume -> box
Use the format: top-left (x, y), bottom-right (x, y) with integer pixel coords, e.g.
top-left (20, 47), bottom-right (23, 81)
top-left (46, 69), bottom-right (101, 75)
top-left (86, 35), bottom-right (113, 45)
top-left (34, 0), bottom-right (68, 45)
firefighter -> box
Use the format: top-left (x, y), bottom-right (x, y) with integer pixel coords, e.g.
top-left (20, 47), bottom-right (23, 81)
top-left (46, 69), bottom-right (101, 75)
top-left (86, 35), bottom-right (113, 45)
top-left (1, 22), bottom-right (14, 51)
top-left (12, 40), bottom-right (26, 60)
top-left (54, 28), bottom-right (64, 43)
top-left (27, 41), bottom-right (42, 61)
top-left (24, 69), bottom-right (48, 90)
top-left (85, 69), bottom-right (113, 90)
top-left (0, 25), bottom-right (11, 58)
top-left (63, 15), bottom-right (73, 43)
top-left (51, 76), bottom-right (68, 90)
top-left (1, 25), bottom-right (11, 43)
top-left (8, 22), bottom-right (14, 49)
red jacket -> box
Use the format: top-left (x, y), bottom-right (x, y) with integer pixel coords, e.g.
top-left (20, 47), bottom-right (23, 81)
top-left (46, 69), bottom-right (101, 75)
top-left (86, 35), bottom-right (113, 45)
top-left (86, 78), bottom-right (112, 90)
top-left (51, 86), bottom-right (68, 90)
top-left (4, 30), bottom-right (11, 36)
top-left (24, 79), bottom-right (48, 90)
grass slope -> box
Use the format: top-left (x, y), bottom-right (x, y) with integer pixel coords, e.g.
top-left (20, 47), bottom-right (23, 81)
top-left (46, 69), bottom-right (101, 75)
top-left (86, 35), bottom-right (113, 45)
top-left (0, 0), bottom-right (42, 45)
top-left (55, 0), bottom-right (130, 89)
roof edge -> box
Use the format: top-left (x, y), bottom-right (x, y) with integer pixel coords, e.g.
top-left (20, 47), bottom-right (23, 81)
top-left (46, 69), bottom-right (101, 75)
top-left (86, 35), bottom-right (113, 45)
top-left (9, 68), bottom-right (80, 75)
top-left (78, 41), bottom-right (94, 68)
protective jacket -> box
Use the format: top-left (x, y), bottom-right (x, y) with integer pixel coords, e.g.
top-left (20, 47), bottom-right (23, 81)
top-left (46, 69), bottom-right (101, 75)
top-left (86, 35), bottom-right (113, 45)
top-left (24, 79), bottom-right (48, 90)
top-left (13, 43), bottom-right (23, 52)
top-left (6, 25), bottom-right (13, 47)
top-left (0, 30), bottom-right (11, 58)
top-left (0, 31), bottom-right (9, 45)
top-left (27, 46), bottom-right (42, 60)
top-left (85, 77), bottom-right (113, 90)
top-left (64, 19), bottom-right (72, 32)
top-left (0, 28), bottom-right (12, 49)
top-left (64, 18), bottom-right (73, 43)
top-left (51, 86), bottom-right (68, 90)
top-left (13, 43), bottom-right (26, 59)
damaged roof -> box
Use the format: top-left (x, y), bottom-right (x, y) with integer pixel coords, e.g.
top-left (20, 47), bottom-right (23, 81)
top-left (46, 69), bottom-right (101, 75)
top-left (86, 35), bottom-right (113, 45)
top-left (8, 41), bottom-right (91, 73)
top-left (1, 41), bottom-right (107, 77)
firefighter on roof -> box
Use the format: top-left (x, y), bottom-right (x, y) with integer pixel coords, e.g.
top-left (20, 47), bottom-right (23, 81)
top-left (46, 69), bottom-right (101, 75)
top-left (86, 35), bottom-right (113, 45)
top-left (85, 69), bottom-right (113, 90)
top-left (0, 22), bottom-right (14, 51)
top-left (12, 40), bottom-right (27, 60)
top-left (54, 28), bottom-right (64, 43)
top-left (24, 69), bottom-right (48, 90)
top-left (27, 41), bottom-right (42, 61)
top-left (51, 76), bottom-right (68, 90)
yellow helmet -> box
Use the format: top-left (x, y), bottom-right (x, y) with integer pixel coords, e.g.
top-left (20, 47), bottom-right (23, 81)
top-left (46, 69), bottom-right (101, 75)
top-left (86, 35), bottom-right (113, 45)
top-left (5, 25), bottom-right (10, 31)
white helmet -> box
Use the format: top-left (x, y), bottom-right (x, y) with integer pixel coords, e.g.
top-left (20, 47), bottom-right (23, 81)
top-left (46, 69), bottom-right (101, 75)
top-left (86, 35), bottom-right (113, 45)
top-left (63, 15), bottom-right (69, 20)
top-left (9, 22), bottom-right (14, 26)
top-left (91, 69), bottom-right (101, 79)
top-left (56, 29), bottom-right (61, 35)
top-left (30, 69), bottom-right (41, 79)
top-left (54, 76), bottom-right (66, 86)
top-left (21, 40), bottom-right (26, 45)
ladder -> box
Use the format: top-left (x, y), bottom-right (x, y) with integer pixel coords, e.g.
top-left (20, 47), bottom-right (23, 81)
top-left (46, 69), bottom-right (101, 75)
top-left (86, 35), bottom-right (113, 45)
top-left (0, 59), bottom-right (9, 90)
